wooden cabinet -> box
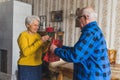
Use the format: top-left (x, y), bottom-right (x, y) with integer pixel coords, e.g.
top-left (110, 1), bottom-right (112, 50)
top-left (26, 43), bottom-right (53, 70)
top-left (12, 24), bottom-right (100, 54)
top-left (38, 31), bottom-right (64, 36)
top-left (111, 64), bottom-right (120, 80)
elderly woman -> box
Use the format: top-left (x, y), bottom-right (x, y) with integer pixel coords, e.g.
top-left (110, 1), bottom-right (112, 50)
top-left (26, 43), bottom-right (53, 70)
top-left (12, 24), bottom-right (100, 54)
top-left (17, 15), bottom-right (50, 80)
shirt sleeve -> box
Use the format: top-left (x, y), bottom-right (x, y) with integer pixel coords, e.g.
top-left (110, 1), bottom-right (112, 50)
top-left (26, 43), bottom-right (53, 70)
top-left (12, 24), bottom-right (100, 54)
top-left (55, 31), bottom-right (97, 63)
top-left (17, 33), bottom-right (43, 56)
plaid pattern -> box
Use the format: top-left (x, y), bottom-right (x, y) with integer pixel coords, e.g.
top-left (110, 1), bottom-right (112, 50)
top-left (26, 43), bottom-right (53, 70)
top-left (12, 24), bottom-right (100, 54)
top-left (55, 21), bottom-right (111, 80)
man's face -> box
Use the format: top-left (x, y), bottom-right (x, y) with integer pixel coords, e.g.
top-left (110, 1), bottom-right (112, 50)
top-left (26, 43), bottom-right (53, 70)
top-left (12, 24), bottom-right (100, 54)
top-left (77, 15), bottom-right (87, 29)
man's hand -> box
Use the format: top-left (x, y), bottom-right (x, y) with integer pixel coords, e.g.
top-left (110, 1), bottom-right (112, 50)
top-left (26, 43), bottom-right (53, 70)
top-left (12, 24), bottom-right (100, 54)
top-left (50, 44), bottom-right (57, 53)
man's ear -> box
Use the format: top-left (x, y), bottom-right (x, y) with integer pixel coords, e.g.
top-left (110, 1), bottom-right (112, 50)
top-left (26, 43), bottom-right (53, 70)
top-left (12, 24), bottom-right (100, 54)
top-left (85, 15), bottom-right (89, 19)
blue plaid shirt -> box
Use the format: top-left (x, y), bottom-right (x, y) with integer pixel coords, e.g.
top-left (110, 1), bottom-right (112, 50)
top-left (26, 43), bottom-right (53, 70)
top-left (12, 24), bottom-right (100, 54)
top-left (54, 21), bottom-right (111, 80)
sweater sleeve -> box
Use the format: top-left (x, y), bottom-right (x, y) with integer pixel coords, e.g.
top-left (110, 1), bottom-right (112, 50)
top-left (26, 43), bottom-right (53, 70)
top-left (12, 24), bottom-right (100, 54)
top-left (17, 33), bottom-right (43, 56)
top-left (42, 41), bottom-right (51, 53)
top-left (54, 31), bottom-right (97, 63)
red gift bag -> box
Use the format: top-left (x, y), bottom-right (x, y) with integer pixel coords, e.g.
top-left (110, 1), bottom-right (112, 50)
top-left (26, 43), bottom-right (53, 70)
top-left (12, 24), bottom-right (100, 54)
top-left (43, 39), bottom-right (62, 62)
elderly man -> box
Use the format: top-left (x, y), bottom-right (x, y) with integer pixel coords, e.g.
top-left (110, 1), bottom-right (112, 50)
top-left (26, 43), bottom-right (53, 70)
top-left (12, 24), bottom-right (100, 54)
top-left (50, 7), bottom-right (111, 80)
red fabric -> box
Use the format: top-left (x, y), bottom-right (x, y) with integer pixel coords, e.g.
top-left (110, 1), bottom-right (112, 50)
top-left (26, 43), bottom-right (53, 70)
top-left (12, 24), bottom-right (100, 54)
top-left (43, 39), bottom-right (62, 62)
top-left (52, 39), bottom-right (62, 47)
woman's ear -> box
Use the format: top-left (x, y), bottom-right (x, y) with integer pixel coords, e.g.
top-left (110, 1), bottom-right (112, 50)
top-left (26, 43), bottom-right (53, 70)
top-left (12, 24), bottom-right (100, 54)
top-left (26, 24), bottom-right (30, 28)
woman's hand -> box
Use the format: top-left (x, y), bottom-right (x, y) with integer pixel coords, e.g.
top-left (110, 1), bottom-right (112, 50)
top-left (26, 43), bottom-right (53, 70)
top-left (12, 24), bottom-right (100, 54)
top-left (41, 35), bottom-right (50, 42)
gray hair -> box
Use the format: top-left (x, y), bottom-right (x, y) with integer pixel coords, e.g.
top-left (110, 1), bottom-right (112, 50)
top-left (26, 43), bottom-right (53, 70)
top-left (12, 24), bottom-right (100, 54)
top-left (82, 7), bottom-right (97, 20)
top-left (25, 15), bottom-right (40, 25)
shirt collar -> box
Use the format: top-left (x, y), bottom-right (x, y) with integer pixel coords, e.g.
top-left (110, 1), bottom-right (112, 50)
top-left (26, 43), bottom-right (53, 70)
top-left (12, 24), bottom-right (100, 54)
top-left (81, 21), bottom-right (98, 32)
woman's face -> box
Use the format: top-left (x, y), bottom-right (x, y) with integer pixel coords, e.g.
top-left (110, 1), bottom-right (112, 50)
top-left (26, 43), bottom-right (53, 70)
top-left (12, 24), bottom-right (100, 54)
top-left (27, 20), bottom-right (39, 34)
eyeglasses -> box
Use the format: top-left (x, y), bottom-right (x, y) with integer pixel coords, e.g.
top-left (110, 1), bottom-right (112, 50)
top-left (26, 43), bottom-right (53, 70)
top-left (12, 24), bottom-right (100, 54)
top-left (76, 15), bottom-right (86, 20)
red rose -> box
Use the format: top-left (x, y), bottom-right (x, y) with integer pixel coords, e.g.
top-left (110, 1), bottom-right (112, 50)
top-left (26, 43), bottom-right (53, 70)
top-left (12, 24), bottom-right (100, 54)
top-left (46, 27), bottom-right (54, 32)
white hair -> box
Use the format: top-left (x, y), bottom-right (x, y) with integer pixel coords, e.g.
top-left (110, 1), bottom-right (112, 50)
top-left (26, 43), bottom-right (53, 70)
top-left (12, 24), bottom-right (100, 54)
top-left (25, 15), bottom-right (40, 25)
top-left (82, 7), bottom-right (97, 20)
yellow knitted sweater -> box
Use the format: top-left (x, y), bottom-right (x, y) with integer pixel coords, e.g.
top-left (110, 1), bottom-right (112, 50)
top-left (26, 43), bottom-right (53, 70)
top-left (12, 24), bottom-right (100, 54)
top-left (17, 31), bottom-right (49, 66)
